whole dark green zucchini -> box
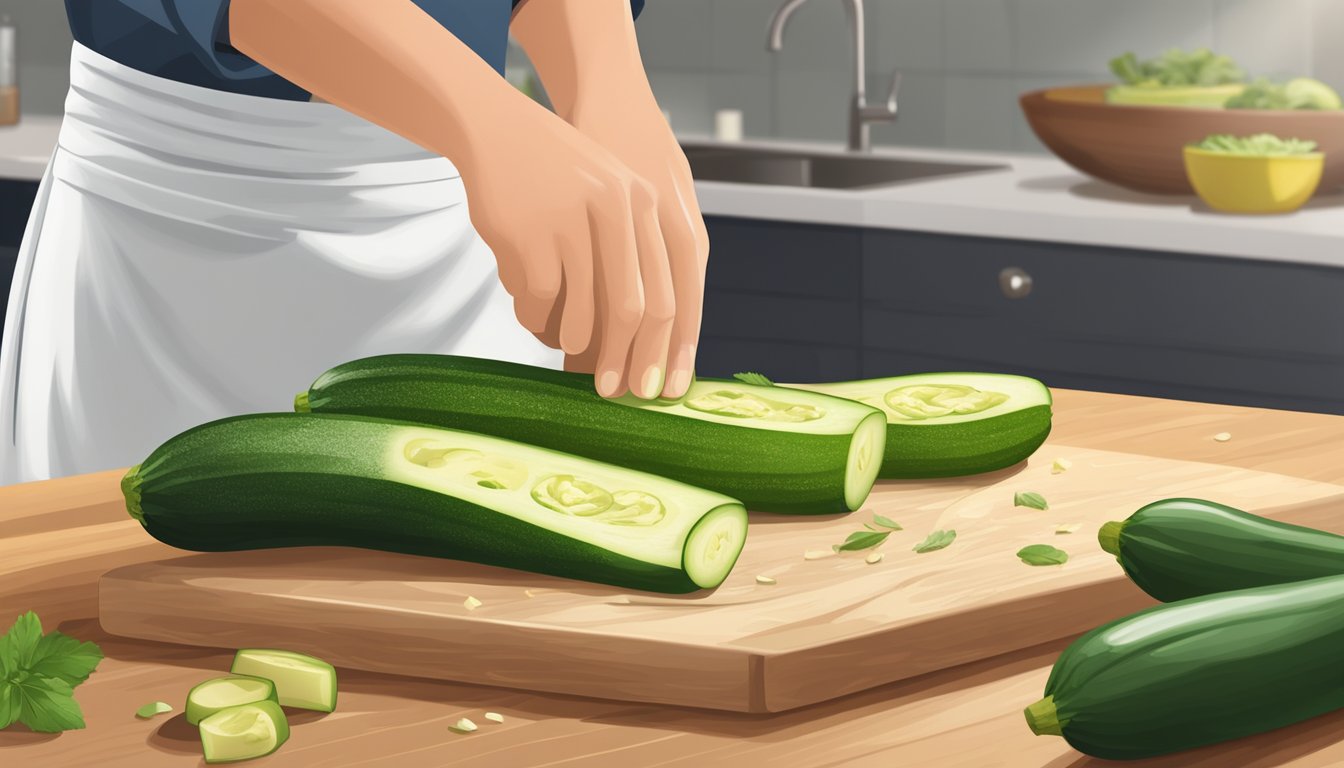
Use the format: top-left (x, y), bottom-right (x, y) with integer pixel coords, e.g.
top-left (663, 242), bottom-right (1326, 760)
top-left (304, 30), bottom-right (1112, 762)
top-left (1099, 497), bottom-right (1344, 602)
top-left (1025, 574), bottom-right (1344, 760)
top-left (122, 413), bottom-right (747, 594)
top-left (294, 354), bottom-right (887, 515)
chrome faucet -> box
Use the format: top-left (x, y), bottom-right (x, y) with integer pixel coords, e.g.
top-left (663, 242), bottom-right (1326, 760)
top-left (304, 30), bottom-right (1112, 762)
top-left (767, 0), bottom-right (900, 152)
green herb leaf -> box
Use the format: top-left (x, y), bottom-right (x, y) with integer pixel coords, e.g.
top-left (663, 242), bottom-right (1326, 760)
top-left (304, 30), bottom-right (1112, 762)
top-left (732, 372), bottom-right (775, 387)
top-left (1014, 491), bottom-right (1049, 511)
top-left (29, 631), bottom-right (104, 687)
top-left (1192, 132), bottom-right (1320, 155)
top-left (135, 701), bottom-right (173, 719)
top-left (0, 611), bottom-right (103, 733)
top-left (872, 515), bottom-right (903, 530)
top-left (833, 531), bottom-right (890, 553)
top-left (863, 523), bottom-right (879, 531)
top-left (913, 530), bottom-right (957, 554)
top-left (0, 612), bottom-right (43, 677)
top-left (1018, 544), bottom-right (1069, 566)
top-left (15, 676), bottom-right (86, 733)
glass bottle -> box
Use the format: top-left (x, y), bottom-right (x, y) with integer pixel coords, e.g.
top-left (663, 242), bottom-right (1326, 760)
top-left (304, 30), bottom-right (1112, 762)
top-left (0, 14), bottom-right (16, 126)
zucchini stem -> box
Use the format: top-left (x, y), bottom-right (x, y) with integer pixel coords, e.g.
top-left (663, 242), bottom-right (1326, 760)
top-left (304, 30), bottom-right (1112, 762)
top-left (121, 464), bottom-right (145, 525)
top-left (294, 391), bottom-right (311, 413)
top-left (1098, 520), bottom-right (1125, 556)
top-left (1024, 696), bottom-right (1065, 736)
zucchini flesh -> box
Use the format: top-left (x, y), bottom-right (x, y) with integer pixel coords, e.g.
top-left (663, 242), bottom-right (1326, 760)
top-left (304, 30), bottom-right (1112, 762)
top-left (786, 373), bottom-right (1052, 478)
top-left (294, 354), bottom-right (886, 514)
top-left (230, 650), bottom-right (336, 713)
top-left (200, 701), bottom-right (290, 764)
top-left (1026, 574), bottom-right (1344, 760)
top-left (122, 413), bottom-right (747, 593)
top-left (187, 675), bottom-right (278, 725)
top-left (1099, 498), bottom-right (1344, 602)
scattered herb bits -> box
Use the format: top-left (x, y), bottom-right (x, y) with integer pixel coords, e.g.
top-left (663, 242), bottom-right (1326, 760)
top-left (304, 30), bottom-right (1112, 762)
top-left (872, 514), bottom-right (903, 530)
top-left (463, 596), bottom-right (483, 611)
top-left (732, 371), bottom-right (775, 387)
top-left (913, 530), bottom-right (957, 554)
top-left (1015, 491), bottom-right (1049, 511)
top-left (1055, 524), bottom-right (1081, 535)
top-left (1051, 458), bottom-right (1072, 475)
top-left (1018, 544), bottom-right (1069, 566)
top-left (451, 717), bottom-right (478, 733)
top-left (136, 701), bottom-right (173, 719)
top-left (865, 552), bottom-right (884, 565)
top-left (833, 531), bottom-right (890, 553)
top-left (484, 712), bottom-right (504, 724)
top-left (1213, 432), bottom-right (1232, 442)
top-left (755, 575), bottom-right (778, 585)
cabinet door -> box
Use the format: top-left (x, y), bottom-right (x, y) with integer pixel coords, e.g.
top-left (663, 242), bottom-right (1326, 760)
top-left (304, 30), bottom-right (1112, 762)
top-left (863, 229), bottom-right (1344, 414)
top-left (698, 216), bottom-right (862, 382)
top-left (0, 180), bottom-right (41, 343)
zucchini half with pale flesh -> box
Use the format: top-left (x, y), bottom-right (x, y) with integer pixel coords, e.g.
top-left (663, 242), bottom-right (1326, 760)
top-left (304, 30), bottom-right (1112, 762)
top-left (122, 413), bottom-right (747, 593)
top-left (786, 372), bottom-right (1052, 478)
top-left (294, 354), bottom-right (887, 514)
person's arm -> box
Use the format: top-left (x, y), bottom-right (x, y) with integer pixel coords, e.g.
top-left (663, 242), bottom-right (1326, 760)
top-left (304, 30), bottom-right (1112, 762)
top-left (229, 0), bottom-right (675, 399)
top-left (512, 0), bottom-right (710, 400)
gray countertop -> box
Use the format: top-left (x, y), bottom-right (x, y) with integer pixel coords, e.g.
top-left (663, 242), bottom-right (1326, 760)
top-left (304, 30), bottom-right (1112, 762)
top-left (3, 117), bottom-right (1342, 267)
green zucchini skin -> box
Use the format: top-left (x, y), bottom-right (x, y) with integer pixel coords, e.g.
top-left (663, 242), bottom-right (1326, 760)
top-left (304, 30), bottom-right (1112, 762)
top-left (295, 354), bottom-right (880, 515)
top-left (1026, 574), bottom-right (1344, 760)
top-left (1099, 498), bottom-right (1344, 602)
top-left (123, 413), bottom-right (742, 594)
top-left (785, 373), bottom-right (1052, 478)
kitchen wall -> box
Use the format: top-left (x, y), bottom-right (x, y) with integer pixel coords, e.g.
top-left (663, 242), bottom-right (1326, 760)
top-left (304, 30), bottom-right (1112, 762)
top-left (3, 0), bottom-right (1342, 154)
top-left (637, 0), bottom-right (1344, 153)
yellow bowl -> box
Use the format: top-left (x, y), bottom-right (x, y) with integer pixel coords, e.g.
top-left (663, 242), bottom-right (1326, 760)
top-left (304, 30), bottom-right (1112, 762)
top-left (1183, 147), bottom-right (1324, 214)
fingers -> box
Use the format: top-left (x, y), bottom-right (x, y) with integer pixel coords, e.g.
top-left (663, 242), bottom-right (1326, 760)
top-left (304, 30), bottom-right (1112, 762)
top-left (623, 182), bottom-right (676, 400)
top-left (499, 238), bottom-right (563, 337)
top-left (659, 177), bottom-right (710, 399)
top-left (557, 226), bottom-right (596, 356)
top-left (587, 184), bottom-right (645, 398)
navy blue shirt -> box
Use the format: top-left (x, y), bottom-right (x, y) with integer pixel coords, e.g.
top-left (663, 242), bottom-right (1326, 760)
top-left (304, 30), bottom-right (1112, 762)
top-left (64, 0), bottom-right (645, 101)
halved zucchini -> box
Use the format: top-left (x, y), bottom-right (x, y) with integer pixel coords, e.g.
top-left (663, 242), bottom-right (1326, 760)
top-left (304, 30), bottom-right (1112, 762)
top-left (786, 372), bottom-right (1052, 478)
top-left (123, 414), bottom-right (748, 593)
top-left (187, 675), bottom-right (278, 725)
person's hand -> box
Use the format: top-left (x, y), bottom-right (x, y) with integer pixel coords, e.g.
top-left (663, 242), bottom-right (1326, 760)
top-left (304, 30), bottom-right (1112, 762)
top-left (561, 97), bottom-right (710, 401)
top-left (455, 97), bottom-right (676, 399)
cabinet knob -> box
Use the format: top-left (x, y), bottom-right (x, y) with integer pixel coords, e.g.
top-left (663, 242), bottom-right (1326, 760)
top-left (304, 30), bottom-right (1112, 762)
top-left (999, 267), bottom-right (1033, 299)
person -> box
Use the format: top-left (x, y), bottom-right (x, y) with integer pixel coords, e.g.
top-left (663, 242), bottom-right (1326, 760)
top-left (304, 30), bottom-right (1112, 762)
top-left (0, 0), bottom-right (709, 485)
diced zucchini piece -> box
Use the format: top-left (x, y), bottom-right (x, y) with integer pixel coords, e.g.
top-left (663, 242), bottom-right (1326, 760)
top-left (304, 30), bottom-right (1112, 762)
top-left (230, 649), bottom-right (337, 713)
top-left (187, 675), bottom-right (278, 726)
top-left (199, 701), bottom-right (289, 764)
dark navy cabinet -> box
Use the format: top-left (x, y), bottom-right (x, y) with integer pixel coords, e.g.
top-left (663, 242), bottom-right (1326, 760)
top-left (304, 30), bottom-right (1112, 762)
top-left (0, 179), bottom-right (41, 340)
top-left (701, 215), bottom-right (1344, 415)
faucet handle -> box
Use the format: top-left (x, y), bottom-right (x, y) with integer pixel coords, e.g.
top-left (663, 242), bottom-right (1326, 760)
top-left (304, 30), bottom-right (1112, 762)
top-left (882, 70), bottom-right (902, 114)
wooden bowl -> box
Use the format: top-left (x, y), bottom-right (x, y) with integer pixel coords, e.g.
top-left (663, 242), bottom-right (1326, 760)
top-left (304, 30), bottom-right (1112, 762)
top-left (1020, 85), bottom-right (1344, 195)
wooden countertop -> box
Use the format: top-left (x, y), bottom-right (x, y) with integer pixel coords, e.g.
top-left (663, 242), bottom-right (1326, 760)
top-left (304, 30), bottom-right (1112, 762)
top-left (4, 388), bottom-right (1344, 767)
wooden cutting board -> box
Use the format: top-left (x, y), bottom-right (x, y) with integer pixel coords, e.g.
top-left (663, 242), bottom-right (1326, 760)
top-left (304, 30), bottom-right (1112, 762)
top-left (98, 444), bottom-right (1344, 713)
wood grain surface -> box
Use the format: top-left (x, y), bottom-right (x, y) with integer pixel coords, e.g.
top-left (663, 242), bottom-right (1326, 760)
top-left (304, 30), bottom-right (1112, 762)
top-left (98, 445), bottom-right (1344, 712)
top-left (4, 389), bottom-right (1344, 767)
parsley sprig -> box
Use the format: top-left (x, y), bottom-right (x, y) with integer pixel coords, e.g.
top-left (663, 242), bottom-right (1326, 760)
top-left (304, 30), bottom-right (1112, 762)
top-left (0, 611), bottom-right (104, 732)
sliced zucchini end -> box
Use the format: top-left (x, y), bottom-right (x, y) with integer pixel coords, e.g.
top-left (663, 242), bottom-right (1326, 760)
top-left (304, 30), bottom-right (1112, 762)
top-left (1024, 696), bottom-right (1064, 737)
top-left (121, 464), bottom-right (145, 525)
top-left (683, 503), bottom-right (748, 589)
top-left (294, 391), bottom-right (311, 413)
top-left (844, 412), bottom-right (888, 511)
top-left (199, 701), bottom-right (290, 764)
top-left (230, 649), bottom-right (338, 712)
top-left (186, 675), bottom-right (278, 726)
top-left (1097, 521), bottom-right (1125, 557)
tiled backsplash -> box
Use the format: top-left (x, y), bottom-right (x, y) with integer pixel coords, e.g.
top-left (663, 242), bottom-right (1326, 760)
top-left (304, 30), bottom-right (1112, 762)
top-left (637, 0), bottom-right (1340, 153)
top-left (3, 0), bottom-right (1340, 155)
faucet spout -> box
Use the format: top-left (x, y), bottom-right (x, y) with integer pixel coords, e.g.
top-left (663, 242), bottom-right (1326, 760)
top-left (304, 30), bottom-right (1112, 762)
top-left (766, 0), bottom-right (811, 52)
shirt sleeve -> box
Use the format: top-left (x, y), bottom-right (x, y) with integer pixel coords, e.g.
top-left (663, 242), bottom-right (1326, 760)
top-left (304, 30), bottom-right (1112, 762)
top-left (162, 0), bottom-right (273, 79)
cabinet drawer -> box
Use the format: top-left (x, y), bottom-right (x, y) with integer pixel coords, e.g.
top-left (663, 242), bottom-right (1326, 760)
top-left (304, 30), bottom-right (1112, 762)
top-left (862, 230), bottom-right (1344, 411)
top-left (704, 216), bottom-right (860, 300)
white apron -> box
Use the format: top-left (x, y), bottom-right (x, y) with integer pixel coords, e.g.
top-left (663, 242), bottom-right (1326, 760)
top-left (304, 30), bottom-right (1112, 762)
top-left (0, 42), bottom-right (560, 485)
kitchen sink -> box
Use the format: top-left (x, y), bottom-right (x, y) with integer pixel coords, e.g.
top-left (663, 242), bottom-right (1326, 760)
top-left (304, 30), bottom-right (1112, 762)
top-left (681, 144), bottom-right (1006, 190)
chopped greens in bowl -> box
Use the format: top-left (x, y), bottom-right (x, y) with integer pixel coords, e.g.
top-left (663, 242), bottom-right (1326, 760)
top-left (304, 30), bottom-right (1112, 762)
top-left (1190, 134), bottom-right (1321, 157)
